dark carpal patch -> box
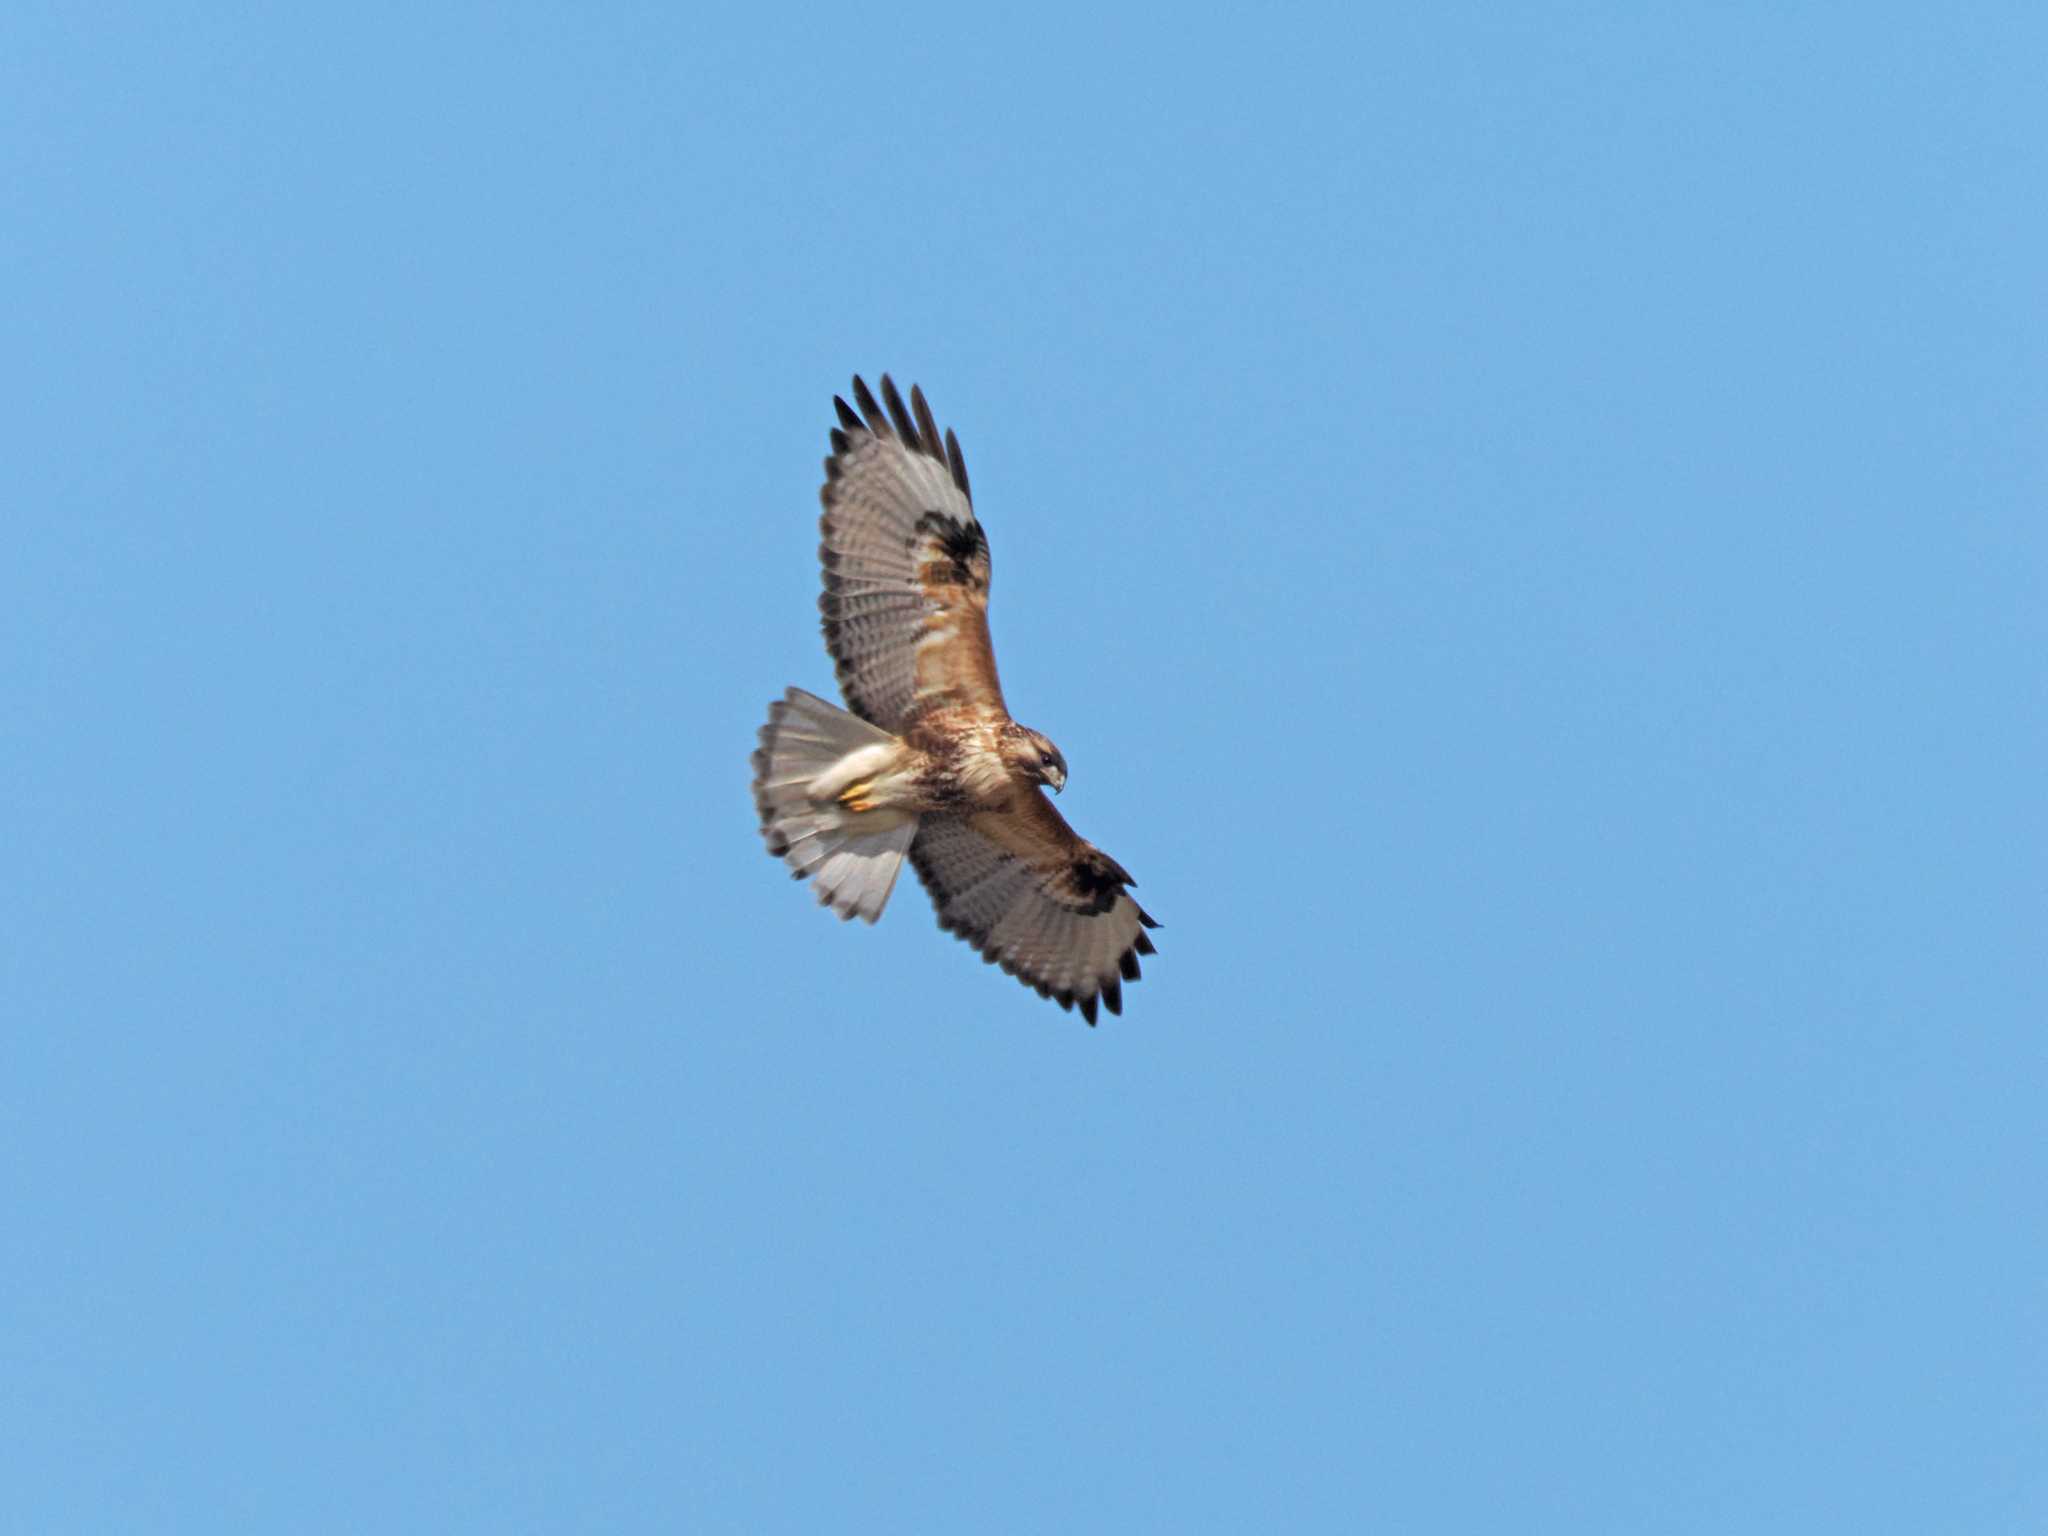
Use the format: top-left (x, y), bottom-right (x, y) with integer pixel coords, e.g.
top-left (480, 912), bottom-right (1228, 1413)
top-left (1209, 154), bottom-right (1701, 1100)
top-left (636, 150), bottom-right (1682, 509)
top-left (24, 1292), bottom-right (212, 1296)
top-left (1066, 854), bottom-right (1127, 915)
top-left (914, 510), bottom-right (989, 592)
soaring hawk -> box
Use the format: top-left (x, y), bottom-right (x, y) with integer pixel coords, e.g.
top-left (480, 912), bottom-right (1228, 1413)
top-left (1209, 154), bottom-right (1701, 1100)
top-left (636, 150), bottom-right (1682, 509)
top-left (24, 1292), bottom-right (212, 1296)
top-left (750, 376), bottom-right (1157, 1024)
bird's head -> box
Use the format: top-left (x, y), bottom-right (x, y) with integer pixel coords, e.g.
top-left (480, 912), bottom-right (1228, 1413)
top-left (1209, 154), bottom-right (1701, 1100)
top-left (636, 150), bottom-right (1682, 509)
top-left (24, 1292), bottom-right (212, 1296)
top-left (1004, 725), bottom-right (1067, 794)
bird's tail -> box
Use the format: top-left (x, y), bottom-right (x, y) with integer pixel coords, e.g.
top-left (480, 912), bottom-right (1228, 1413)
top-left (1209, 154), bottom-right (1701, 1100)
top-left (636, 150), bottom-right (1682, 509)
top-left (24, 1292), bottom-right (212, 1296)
top-left (750, 687), bottom-right (917, 923)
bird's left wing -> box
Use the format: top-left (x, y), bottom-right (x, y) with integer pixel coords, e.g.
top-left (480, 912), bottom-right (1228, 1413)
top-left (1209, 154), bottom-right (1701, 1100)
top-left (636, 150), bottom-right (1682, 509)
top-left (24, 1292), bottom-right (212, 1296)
top-left (818, 375), bottom-right (1006, 733)
top-left (908, 795), bottom-right (1158, 1025)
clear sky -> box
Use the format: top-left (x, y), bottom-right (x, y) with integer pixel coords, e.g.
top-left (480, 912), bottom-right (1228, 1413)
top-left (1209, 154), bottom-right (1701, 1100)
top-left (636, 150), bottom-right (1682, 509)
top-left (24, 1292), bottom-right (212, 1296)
top-left (4, 4), bottom-right (2043, 1531)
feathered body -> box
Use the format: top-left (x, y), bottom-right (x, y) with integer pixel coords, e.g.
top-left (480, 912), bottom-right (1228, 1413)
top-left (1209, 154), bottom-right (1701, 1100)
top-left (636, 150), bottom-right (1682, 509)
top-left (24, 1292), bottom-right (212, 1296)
top-left (751, 376), bottom-right (1156, 1024)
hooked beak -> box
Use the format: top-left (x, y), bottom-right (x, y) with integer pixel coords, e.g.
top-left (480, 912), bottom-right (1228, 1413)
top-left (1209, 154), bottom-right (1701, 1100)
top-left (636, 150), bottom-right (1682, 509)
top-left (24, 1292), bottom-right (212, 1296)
top-left (1047, 766), bottom-right (1066, 794)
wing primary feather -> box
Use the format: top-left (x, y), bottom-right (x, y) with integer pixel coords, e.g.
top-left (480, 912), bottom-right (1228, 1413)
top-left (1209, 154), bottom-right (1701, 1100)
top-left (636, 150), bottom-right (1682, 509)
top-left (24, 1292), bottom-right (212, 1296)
top-left (829, 428), bottom-right (850, 454)
top-left (910, 385), bottom-right (941, 458)
top-left (1135, 931), bottom-right (1157, 956)
top-left (851, 375), bottom-right (887, 434)
top-left (1119, 949), bottom-right (1141, 981)
top-left (834, 395), bottom-right (862, 431)
top-left (879, 375), bottom-right (919, 446)
top-left (944, 428), bottom-right (971, 500)
top-left (1079, 994), bottom-right (1098, 1025)
top-left (1100, 977), bottom-right (1122, 1016)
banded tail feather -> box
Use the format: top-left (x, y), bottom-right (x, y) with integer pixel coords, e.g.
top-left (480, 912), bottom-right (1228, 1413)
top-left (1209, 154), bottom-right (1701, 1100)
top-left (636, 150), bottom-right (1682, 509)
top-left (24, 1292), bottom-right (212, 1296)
top-left (751, 687), bottom-right (917, 923)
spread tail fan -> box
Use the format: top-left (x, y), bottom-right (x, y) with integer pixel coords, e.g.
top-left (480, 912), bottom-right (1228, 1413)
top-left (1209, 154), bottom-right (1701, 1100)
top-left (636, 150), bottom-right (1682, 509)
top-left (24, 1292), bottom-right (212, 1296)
top-left (751, 687), bottom-right (917, 922)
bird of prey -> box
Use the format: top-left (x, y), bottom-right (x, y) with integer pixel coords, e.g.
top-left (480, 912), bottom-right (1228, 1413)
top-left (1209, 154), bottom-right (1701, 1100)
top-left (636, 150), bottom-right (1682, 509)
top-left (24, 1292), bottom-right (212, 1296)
top-left (750, 376), bottom-right (1157, 1024)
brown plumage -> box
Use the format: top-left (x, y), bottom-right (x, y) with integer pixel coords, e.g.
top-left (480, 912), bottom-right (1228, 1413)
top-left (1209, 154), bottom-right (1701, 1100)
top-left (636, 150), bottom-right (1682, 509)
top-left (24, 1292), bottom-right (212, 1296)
top-left (751, 375), bottom-right (1157, 1024)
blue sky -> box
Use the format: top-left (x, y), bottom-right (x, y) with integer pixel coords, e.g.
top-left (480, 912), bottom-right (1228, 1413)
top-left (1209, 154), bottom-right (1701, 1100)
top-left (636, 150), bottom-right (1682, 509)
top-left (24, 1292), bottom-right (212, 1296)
top-left (4, 3), bottom-right (2043, 1530)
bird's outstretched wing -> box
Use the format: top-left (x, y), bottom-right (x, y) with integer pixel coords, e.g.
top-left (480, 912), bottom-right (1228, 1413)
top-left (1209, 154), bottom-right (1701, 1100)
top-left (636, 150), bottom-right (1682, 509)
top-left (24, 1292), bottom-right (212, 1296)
top-left (908, 796), bottom-right (1158, 1025)
top-left (817, 376), bottom-right (1005, 734)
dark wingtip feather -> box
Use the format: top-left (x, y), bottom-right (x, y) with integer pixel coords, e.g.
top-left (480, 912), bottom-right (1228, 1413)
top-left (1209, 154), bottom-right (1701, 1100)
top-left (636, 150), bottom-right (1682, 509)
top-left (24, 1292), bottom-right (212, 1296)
top-left (1137, 907), bottom-right (1160, 929)
top-left (1101, 978), bottom-right (1122, 1016)
top-left (1119, 950), bottom-right (1142, 981)
top-left (879, 375), bottom-right (919, 446)
top-left (910, 384), bottom-right (941, 457)
top-left (850, 375), bottom-right (887, 434)
top-left (1135, 931), bottom-right (1157, 956)
top-left (1080, 994), bottom-right (1099, 1025)
top-left (833, 395), bottom-right (861, 431)
top-left (944, 428), bottom-right (971, 500)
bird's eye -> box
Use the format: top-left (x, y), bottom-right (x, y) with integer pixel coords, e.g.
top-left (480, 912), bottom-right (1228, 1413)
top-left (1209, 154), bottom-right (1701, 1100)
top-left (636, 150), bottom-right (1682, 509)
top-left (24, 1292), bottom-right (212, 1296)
top-left (1041, 752), bottom-right (1055, 767)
